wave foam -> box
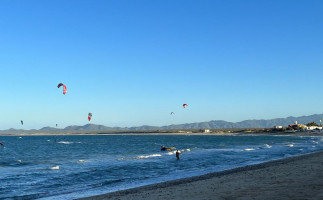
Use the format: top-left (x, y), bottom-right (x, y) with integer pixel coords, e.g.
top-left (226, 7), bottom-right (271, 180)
top-left (50, 165), bottom-right (60, 170)
top-left (136, 154), bottom-right (162, 159)
top-left (58, 141), bottom-right (73, 144)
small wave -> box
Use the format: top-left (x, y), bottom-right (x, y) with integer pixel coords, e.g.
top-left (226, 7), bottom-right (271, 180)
top-left (287, 144), bottom-right (294, 147)
top-left (49, 165), bottom-right (60, 170)
top-left (77, 160), bottom-right (85, 163)
top-left (264, 144), bottom-right (272, 148)
top-left (245, 148), bottom-right (255, 151)
top-left (57, 141), bottom-right (73, 144)
top-left (136, 154), bottom-right (162, 159)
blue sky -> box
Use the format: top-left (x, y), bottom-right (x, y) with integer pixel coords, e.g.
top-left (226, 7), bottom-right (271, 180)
top-left (0, 0), bottom-right (323, 129)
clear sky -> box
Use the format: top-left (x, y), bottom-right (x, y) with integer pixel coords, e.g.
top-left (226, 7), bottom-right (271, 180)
top-left (1, 0), bottom-right (323, 130)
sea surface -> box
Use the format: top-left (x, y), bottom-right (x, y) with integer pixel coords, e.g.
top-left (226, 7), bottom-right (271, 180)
top-left (1, 134), bottom-right (323, 199)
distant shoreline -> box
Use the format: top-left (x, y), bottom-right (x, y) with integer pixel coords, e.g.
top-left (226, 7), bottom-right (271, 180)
top-left (1, 131), bottom-right (323, 136)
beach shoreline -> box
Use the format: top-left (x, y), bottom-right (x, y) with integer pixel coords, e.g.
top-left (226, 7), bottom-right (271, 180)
top-left (1, 132), bottom-right (323, 136)
top-left (78, 150), bottom-right (323, 200)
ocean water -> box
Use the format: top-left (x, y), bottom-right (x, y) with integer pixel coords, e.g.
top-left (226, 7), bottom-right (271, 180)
top-left (0, 134), bottom-right (322, 199)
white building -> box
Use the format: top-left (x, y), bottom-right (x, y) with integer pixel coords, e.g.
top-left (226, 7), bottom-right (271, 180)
top-left (306, 126), bottom-right (322, 131)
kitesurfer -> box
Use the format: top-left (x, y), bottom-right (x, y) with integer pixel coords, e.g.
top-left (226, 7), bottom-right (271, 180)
top-left (0, 142), bottom-right (4, 147)
top-left (161, 146), bottom-right (167, 151)
top-left (176, 150), bottom-right (180, 160)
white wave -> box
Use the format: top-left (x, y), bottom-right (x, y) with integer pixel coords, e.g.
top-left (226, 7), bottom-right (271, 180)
top-left (136, 154), bottom-right (162, 159)
top-left (167, 150), bottom-right (177, 155)
top-left (287, 144), bottom-right (294, 147)
top-left (186, 149), bottom-right (191, 152)
top-left (18, 137), bottom-right (22, 139)
top-left (17, 160), bottom-right (22, 163)
top-left (264, 144), bottom-right (272, 148)
top-left (50, 165), bottom-right (60, 170)
top-left (58, 141), bottom-right (73, 144)
top-left (245, 148), bottom-right (256, 151)
top-left (77, 160), bottom-right (85, 163)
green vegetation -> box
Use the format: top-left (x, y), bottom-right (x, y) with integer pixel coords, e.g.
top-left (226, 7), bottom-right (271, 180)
top-left (306, 121), bottom-right (319, 126)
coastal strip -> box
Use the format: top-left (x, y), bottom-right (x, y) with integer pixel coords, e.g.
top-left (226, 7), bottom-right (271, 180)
top-left (78, 151), bottom-right (323, 200)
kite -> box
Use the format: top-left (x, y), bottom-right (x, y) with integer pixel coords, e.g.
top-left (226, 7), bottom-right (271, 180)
top-left (183, 104), bottom-right (188, 108)
top-left (88, 112), bottom-right (92, 121)
top-left (21, 120), bottom-right (23, 125)
top-left (57, 83), bottom-right (67, 95)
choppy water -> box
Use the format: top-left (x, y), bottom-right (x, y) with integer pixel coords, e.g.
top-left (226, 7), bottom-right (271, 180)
top-left (0, 135), bottom-right (322, 199)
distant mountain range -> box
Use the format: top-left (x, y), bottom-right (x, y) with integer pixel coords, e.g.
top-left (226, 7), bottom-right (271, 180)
top-left (1, 114), bottom-right (323, 134)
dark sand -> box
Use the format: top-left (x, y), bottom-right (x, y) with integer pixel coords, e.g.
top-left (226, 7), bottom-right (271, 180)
top-left (78, 151), bottom-right (323, 200)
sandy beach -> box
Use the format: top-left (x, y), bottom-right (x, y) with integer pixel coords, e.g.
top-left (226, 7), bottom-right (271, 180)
top-left (79, 151), bottom-right (323, 200)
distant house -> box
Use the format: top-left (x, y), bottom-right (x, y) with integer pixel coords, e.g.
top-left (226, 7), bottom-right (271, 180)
top-left (203, 129), bottom-right (211, 133)
top-left (288, 122), bottom-right (306, 130)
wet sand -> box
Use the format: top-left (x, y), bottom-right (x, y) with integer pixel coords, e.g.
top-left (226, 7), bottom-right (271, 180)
top-left (78, 151), bottom-right (323, 200)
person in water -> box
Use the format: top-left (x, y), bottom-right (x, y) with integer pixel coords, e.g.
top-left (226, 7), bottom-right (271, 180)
top-left (0, 142), bottom-right (4, 147)
top-left (176, 150), bottom-right (180, 160)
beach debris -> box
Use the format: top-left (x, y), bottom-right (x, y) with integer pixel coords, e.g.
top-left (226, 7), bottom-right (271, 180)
top-left (57, 83), bottom-right (67, 95)
top-left (88, 112), bottom-right (92, 121)
top-left (21, 120), bottom-right (23, 125)
top-left (183, 104), bottom-right (188, 108)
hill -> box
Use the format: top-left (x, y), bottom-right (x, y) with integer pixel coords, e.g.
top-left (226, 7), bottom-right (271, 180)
top-left (1, 114), bottom-right (322, 134)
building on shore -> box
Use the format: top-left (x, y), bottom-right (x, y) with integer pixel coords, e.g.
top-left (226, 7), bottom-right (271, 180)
top-left (306, 126), bottom-right (322, 132)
